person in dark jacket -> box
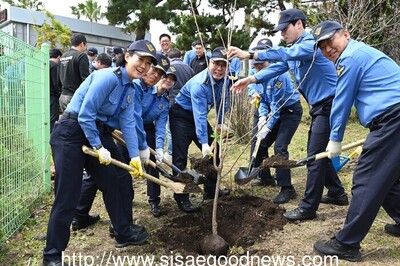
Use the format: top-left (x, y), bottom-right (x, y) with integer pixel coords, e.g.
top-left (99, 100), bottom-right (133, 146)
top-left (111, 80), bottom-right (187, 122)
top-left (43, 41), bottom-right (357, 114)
top-left (58, 33), bottom-right (89, 112)
top-left (190, 40), bottom-right (210, 75)
top-left (49, 48), bottom-right (62, 133)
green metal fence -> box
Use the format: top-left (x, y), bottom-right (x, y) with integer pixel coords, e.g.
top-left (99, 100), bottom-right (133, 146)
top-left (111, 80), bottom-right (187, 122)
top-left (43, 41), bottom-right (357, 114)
top-left (0, 30), bottom-right (51, 244)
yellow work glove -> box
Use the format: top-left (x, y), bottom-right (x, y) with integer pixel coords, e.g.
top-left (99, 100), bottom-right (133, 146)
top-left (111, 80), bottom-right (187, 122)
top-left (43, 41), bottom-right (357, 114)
top-left (250, 93), bottom-right (261, 108)
top-left (95, 146), bottom-right (111, 165)
top-left (129, 156), bottom-right (144, 178)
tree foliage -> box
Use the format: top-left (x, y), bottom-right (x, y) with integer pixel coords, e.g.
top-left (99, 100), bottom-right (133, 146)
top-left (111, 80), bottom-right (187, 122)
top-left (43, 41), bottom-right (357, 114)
top-left (3, 0), bottom-right (43, 11)
top-left (70, 0), bottom-right (104, 23)
top-left (33, 10), bottom-right (72, 51)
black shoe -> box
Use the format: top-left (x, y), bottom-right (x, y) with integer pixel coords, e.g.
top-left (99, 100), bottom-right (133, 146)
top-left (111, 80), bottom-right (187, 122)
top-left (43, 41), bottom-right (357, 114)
top-left (71, 214), bottom-right (100, 231)
top-left (177, 200), bottom-right (199, 213)
top-left (150, 202), bottom-right (162, 217)
top-left (314, 237), bottom-right (361, 262)
top-left (283, 207), bottom-right (316, 221)
top-left (320, 193), bottom-right (349, 206)
top-left (42, 259), bottom-right (67, 266)
top-left (109, 223), bottom-right (146, 238)
top-left (385, 223), bottom-right (400, 237)
top-left (251, 178), bottom-right (276, 187)
top-left (115, 231), bottom-right (149, 248)
top-left (273, 187), bottom-right (296, 204)
top-left (203, 188), bottom-right (231, 200)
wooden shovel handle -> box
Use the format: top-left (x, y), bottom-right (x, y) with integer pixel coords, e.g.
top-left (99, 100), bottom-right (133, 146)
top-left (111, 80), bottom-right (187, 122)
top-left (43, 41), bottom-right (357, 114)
top-left (315, 139), bottom-right (366, 161)
top-left (81, 145), bottom-right (185, 193)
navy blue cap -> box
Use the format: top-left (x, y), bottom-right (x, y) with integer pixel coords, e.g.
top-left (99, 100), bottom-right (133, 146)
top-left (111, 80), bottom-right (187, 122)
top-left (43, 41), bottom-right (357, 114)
top-left (273, 9), bottom-right (306, 32)
top-left (112, 47), bottom-right (123, 55)
top-left (127, 40), bottom-right (158, 65)
top-left (87, 47), bottom-right (98, 56)
top-left (256, 38), bottom-right (273, 49)
top-left (165, 67), bottom-right (177, 80)
top-left (154, 53), bottom-right (170, 74)
top-left (312, 21), bottom-right (343, 43)
top-left (211, 47), bottom-right (228, 63)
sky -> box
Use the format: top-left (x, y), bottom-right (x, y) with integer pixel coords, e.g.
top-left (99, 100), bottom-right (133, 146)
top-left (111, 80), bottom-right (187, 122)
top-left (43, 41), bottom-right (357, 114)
top-left (39, 0), bottom-right (282, 49)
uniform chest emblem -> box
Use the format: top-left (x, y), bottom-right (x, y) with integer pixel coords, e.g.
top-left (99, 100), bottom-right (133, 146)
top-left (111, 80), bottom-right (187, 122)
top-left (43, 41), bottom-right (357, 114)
top-left (336, 65), bottom-right (345, 76)
top-left (159, 103), bottom-right (164, 110)
top-left (127, 94), bottom-right (132, 103)
top-left (275, 81), bottom-right (283, 89)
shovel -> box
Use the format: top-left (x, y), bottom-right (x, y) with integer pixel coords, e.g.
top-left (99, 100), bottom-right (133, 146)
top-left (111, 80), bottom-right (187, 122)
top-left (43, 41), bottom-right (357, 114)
top-left (82, 145), bottom-right (190, 194)
top-left (111, 130), bottom-right (205, 185)
top-left (265, 139), bottom-right (365, 169)
top-left (148, 147), bottom-right (206, 184)
top-left (234, 136), bottom-right (262, 185)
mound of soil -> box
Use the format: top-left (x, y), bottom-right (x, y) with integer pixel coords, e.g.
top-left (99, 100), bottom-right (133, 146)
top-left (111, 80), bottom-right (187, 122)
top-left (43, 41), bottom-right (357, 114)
top-left (263, 154), bottom-right (298, 168)
top-left (151, 195), bottom-right (287, 256)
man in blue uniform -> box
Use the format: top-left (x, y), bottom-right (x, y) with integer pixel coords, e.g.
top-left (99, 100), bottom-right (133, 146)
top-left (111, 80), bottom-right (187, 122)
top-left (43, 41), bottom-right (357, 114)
top-left (164, 48), bottom-right (195, 162)
top-left (42, 40), bottom-right (158, 266)
top-left (254, 57), bottom-right (303, 204)
top-left (311, 21), bottom-right (400, 262)
top-left (170, 47), bottom-right (231, 210)
top-left (228, 9), bottom-right (348, 221)
top-left (248, 39), bottom-right (277, 187)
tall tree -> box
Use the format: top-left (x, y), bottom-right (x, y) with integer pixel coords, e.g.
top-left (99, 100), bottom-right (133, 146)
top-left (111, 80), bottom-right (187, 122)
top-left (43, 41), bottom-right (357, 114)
top-left (70, 0), bottom-right (104, 23)
top-left (105, 0), bottom-right (181, 40)
top-left (4, 0), bottom-right (44, 10)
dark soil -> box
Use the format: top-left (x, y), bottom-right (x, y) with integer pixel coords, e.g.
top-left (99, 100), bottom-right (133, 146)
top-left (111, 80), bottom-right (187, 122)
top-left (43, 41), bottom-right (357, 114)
top-left (148, 195), bottom-right (286, 256)
top-left (263, 154), bottom-right (298, 169)
top-left (189, 156), bottom-right (217, 179)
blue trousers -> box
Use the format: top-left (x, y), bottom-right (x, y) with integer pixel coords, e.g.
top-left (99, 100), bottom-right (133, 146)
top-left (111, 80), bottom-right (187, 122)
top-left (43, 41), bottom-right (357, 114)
top-left (299, 98), bottom-right (345, 212)
top-left (169, 104), bottom-right (219, 202)
top-left (44, 118), bottom-right (133, 261)
top-left (336, 103), bottom-right (400, 247)
top-left (253, 101), bottom-right (303, 187)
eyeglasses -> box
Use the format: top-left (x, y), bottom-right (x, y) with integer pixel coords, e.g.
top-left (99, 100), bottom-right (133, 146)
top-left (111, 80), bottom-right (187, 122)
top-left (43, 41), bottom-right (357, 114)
top-left (212, 60), bottom-right (227, 69)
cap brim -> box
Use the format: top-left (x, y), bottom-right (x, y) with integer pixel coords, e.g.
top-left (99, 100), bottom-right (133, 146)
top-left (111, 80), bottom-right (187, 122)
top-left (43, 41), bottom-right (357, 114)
top-left (154, 65), bottom-right (167, 74)
top-left (273, 22), bottom-right (290, 32)
top-left (135, 51), bottom-right (158, 65)
top-left (315, 31), bottom-right (336, 43)
top-left (252, 60), bottom-right (264, 64)
top-left (253, 44), bottom-right (270, 50)
top-left (166, 72), bottom-right (177, 80)
top-left (211, 58), bottom-right (228, 63)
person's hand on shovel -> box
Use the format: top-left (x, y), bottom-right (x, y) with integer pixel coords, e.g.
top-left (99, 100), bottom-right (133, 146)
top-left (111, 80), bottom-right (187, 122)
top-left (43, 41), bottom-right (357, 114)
top-left (155, 148), bottom-right (164, 163)
top-left (129, 157), bottom-right (144, 178)
top-left (94, 145), bottom-right (111, 165)
top-left (139, 147), bottom-right (150, 163)
top-left (326, 140), bottom-right (342, 158)
top-left (257, 126), bottom-right (271, 140)
top-left (202, 143), bottom-right (213, 158)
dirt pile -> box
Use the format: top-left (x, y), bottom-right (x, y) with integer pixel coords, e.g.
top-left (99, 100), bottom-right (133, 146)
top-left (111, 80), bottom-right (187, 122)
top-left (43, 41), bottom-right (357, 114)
top-left (152, 195), bottom-right (287, 256)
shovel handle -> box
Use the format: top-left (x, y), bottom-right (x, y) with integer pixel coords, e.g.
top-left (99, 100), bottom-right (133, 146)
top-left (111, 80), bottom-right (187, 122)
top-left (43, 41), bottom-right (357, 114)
top-left (148, 146), bottom-right (182, 174)
top-left (252, 137), bottom-right (262, 158)
top-left (298, 139), bottom-right (365, 165)
top-left (81, 145), bottom-right (184, 193)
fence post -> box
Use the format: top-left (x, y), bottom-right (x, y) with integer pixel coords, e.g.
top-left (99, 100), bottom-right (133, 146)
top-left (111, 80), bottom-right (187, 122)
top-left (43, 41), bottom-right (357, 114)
top-left (41, 43), bottom-right (51, 192)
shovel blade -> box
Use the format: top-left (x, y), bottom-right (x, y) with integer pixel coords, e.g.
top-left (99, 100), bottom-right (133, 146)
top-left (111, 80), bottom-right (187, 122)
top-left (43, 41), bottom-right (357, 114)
top-left (234, 166), bottom-right (258, 185)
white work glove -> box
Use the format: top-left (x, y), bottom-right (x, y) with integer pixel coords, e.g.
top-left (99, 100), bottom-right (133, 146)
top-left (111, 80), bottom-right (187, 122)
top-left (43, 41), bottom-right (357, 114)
top-left (129, 157), bottom-right (144, 178)
top-left (155, 148), bottom-right (164, 163)
top-left (257, 116), bottom-right (267, 131)
top-left (139, 148), bottom-right (150, 163)
top-left (202, 143), bottom-right (212, 157)
top-left (95, 146), bottom-right (111, 165)
top-left (257, 126), bottom-right (271, 140)
top-left (326, 141), bottom-right (342, 158)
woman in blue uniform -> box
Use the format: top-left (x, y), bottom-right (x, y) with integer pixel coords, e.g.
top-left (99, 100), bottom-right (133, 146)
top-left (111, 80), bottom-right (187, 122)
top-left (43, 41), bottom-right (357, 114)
top-left (42, 40), bottom-right (158, 266)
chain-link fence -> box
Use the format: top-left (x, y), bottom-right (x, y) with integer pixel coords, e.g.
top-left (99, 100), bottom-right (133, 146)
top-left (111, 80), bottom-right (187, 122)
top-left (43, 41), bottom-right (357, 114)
top-left (0, 30), bottom-right (51, 244)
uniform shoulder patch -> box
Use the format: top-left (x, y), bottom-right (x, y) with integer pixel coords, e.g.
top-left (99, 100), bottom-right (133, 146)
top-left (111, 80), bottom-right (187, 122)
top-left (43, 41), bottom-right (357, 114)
top-left (336, 65), bottom-right (345, 76)
top-left (113, 67), bottom-right (122, 77)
